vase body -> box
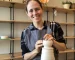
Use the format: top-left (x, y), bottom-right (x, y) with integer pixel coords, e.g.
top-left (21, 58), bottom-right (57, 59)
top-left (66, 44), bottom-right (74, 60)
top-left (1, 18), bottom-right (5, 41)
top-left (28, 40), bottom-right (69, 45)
top-left (41, 40), bottom-right (55, 60)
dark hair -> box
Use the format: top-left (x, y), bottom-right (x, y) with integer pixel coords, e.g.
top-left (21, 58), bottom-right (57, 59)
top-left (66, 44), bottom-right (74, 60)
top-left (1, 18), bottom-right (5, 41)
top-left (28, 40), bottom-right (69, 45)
top-left (25, 0), bottom-right (42, 12)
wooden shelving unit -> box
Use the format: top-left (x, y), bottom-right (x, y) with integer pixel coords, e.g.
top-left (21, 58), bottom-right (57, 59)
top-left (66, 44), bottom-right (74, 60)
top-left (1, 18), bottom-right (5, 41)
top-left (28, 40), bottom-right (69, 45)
top-left (59, 49), bottom-right (75, 54)
top-left (0, 0), bottom-right (75, 60)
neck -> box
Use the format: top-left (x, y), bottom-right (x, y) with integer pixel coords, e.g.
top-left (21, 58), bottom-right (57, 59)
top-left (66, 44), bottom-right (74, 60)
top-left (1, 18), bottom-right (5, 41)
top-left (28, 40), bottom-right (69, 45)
top-left (33, 20), bottom-right (44, 30)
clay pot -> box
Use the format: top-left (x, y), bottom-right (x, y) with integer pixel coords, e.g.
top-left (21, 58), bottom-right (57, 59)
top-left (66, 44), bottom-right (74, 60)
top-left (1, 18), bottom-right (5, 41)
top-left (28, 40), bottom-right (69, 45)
top-left (63, 4), bottom-right (71, 9)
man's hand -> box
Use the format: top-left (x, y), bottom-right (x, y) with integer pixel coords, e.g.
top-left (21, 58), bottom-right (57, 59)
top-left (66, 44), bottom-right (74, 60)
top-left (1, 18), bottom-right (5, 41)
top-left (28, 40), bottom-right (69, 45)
top-left (43, 34), bottom-right (54, 41)
top-left (35, 40), bottom-right (43, 53)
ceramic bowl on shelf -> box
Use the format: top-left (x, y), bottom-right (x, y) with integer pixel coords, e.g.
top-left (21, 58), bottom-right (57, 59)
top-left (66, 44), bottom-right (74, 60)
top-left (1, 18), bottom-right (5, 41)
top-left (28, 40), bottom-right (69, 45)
top-left (0, 36), bottom-right (8, 39)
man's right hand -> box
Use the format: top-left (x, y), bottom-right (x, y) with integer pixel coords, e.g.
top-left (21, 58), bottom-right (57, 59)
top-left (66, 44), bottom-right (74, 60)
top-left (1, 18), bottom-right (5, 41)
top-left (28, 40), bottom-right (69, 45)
top-left (35, 40), bottom-right (43, 53)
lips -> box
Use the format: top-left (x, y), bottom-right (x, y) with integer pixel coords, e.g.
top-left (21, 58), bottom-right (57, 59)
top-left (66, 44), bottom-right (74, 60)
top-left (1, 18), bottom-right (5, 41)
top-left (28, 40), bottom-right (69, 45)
top-left (32, 15), bottom-right (40, 18)
top-left (33, 16), bottom-right (40, 20)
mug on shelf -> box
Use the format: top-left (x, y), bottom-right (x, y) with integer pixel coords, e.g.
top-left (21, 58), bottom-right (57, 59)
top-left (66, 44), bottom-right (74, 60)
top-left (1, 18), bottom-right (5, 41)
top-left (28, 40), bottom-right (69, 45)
top-left (0, 36), bottom-right (8, 39)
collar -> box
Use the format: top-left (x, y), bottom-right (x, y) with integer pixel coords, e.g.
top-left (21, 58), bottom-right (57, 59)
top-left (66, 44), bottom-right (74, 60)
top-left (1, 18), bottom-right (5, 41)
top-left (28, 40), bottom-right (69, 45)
top-left (29, 21), bottom-right (47, 30)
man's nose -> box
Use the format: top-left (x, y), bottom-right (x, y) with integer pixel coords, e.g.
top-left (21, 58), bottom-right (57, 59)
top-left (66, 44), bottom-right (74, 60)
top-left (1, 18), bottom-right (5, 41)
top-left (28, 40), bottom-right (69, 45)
top-left (33, 10), bottom-right (37, 15)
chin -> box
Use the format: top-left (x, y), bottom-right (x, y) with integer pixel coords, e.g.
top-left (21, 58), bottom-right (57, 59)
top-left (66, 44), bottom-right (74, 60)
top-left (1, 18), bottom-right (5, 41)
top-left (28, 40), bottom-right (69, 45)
top-left (35, 19), bottom-right (41, 22)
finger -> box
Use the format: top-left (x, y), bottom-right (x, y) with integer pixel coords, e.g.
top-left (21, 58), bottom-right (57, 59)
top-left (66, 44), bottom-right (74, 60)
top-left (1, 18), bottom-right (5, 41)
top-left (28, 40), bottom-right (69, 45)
top-left (43, 34), bottom-right (48, 39)
top-left (43, 34), bottom-right (52, 39)
top-left (48, 37), bottom-right (54, 41)
top-left (38, 44), bottom-right (43, 47)
top-left (35, 44), bottom-right (43, 49)
top-left (44, 35), bottom-right (52, 40)
top-left (36, 40), bottom-right (43, 45)
top-left (48, 37), bottom-right (53, 40)
top-left (44, 37), bottom-right (48, 40)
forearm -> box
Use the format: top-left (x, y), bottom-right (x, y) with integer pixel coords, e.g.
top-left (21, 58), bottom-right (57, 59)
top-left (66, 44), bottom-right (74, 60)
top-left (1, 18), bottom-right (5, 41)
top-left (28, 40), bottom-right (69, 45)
top-left (53, 40), bottom-right (66, 51)
top-left (24, 49), bottom-right (38, 60)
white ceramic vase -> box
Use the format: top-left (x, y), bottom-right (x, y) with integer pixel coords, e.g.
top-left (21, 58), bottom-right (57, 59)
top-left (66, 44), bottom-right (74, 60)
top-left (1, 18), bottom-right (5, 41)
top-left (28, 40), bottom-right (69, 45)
top-left (41, 40), bottom-right (55, 60)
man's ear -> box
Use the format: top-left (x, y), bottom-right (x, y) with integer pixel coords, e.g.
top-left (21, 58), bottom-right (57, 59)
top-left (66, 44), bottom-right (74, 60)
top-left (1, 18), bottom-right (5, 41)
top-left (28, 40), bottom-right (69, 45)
top-left (26, 11), bottom-right (28, 15)
top-left (26, 11), bottom-right (29, 16)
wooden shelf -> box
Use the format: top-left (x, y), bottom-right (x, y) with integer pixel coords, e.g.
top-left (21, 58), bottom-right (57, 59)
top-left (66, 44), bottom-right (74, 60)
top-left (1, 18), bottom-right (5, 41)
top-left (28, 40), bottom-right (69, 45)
top-left (0, 52), bottom-right (22, 60)
top-left (13, 20), bottom-right (32, 23)
top-left (1, 20), bottom-right (75, 25)
top-left (0, 53), bottom-right (11, 60)
top-left (59, 49), bottom-right (75, 53)
top-left (0, 36), bottom-right (75, 41)
top-left (11, 2), bottom-right (25, 9)
top-left (0, 1), bottom-right (10, 8)
top-left (12, 37), bottom-right (20, 41)
top-left (0, 38), bottom-right (12, 41)
top-left (13, 37), bottom-right (75, 41)
top-left (0, 20), bottom-right (13, 23)
top-left (53, 7), bottom-right (75, 13)
top-left (59, 22), bottom-right (75, 25)
top-left (13, 21), bottom-right (75, 25)
top-left (64, 36), bottom-right (75, 39)
top-left (0, 20), bottom-right (32, 23)
top-left (0, 1), bottom-right (25, 9)
top-left (44, 6), bottom-right (75, 13)
top-left (14, 52), bottom-right (22, 59)
top-left (0, 38), bottom-right (20, 41)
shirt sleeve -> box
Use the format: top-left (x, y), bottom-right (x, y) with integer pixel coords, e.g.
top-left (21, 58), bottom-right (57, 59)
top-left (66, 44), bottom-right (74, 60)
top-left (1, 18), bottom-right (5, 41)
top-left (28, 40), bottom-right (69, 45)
top-left (21, 30), bottom-right (30, 57)
top-left (55, 22), bottom-right (65, 43)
